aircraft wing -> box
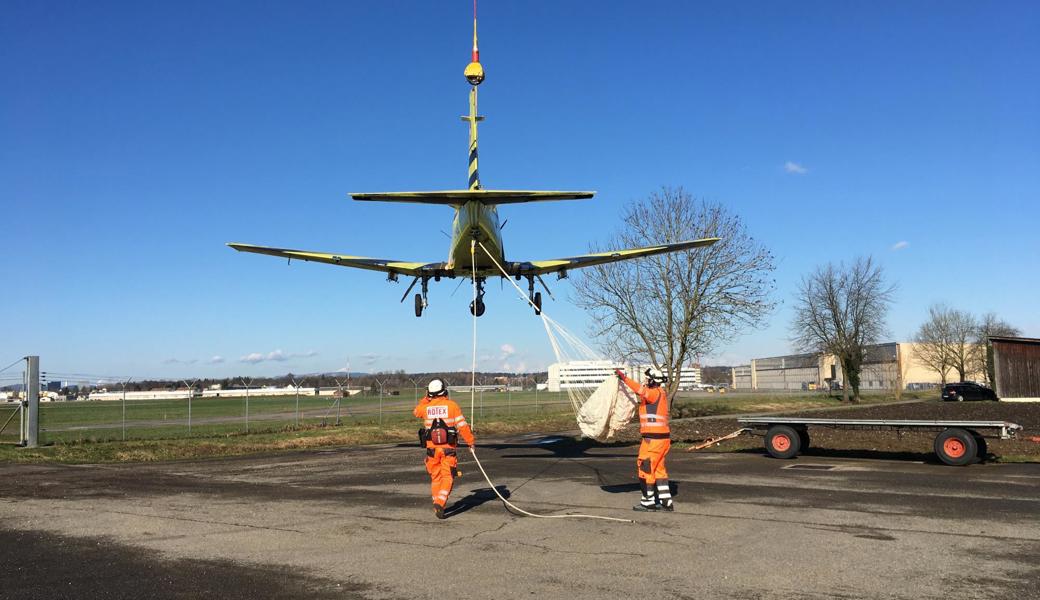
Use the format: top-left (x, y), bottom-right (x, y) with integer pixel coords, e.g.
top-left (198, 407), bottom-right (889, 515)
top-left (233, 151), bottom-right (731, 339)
top-left (518, 238), bottom-right (720, 276)
top-left (351, 189), bottom-right (594, 205)
top-left (227, 243), bottom-right (443, 276)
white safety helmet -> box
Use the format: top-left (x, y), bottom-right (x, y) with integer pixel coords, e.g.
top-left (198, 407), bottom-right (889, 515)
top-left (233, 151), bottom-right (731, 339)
top-left (427, 378), bottom-right (447, 397)
top-left (644, 367), bottom-right (667, 385)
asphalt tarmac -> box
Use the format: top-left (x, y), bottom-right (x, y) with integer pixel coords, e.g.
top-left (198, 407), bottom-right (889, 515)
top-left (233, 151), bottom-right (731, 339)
top-left (2, 435), bottom-right (1038, 599)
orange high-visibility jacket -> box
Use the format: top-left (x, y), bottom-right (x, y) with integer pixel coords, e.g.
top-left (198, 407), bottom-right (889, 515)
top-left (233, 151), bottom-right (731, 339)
top-left (414, 395), bottom-right (475, 448)
top-left (621, 375), bottom-right (670, 438)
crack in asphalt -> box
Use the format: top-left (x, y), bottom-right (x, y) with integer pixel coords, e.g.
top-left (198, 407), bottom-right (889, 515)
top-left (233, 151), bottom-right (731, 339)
top-left (669, 508), bottom-right (1040, 543)
top-left (508, 540), bottom-right (645, 557)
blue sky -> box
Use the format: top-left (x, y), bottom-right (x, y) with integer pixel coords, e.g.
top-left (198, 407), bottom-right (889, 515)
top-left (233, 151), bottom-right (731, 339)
top-left (3, 1), bottom-right (1038, 380)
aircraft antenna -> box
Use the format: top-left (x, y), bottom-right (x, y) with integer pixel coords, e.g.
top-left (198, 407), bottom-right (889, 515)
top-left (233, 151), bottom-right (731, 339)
top-left (463, 0), bottom-right (485, 190)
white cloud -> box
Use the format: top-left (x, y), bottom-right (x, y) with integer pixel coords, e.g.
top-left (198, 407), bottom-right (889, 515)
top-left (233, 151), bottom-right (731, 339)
top-left (238, 349), bottom-right (318, 364)
top-left (891, 241), bottom-right (909, 251)
top-left (500, 343), bottom-right (516, 358)
top-left (163, 357), bottom-right (198, 365)
top-left (208, 356), bottom-right (225, 364)
top-left (784, 161), bottom-right (808, 175)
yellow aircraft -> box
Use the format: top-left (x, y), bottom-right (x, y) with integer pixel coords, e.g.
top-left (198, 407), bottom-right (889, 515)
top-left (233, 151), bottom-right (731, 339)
top-left (229, 2), bottom-right (718, 318)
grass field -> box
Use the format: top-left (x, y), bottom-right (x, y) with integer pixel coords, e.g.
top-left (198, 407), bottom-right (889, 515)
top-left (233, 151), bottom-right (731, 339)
top-left (0, 391), bottom-right (577, 445)
top-left (0, 388), bottom-right (925, 463)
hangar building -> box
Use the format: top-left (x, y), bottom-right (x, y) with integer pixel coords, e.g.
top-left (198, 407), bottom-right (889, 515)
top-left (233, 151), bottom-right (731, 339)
top-left (731, 342), bottom-right (980, 392)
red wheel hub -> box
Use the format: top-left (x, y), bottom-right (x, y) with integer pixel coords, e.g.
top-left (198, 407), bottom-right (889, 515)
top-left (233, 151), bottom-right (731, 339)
top-left (943, 438), bottom-right (966, 458)
top-left (772, 434), bottom-right (791, 451)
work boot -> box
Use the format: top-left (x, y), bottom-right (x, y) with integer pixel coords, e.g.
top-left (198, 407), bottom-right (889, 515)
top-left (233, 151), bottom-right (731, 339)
top-left (632, 503), bottom-right (660, 512)
top-left (434, 504), bottom-right (446, 520)
top-left (658, 502), bottom-right (675, 512)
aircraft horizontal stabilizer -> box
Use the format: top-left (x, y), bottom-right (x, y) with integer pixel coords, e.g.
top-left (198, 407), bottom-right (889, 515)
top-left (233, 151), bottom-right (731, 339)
top-left (226, 243), bottom-right (442, 276)
top-left (351, 189), bottom-right (594, 206)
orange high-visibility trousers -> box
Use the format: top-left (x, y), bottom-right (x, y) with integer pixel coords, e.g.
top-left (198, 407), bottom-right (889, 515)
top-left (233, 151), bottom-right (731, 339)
top-left (425, 448), bottom-right (458, 508)
top-left (637, 438), bottom-right (670, 485)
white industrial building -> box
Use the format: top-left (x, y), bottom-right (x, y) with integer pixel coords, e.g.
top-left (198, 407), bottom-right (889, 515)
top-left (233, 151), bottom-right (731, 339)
top-left (547, 361), bottom-right (702, 392)
top-left (637, 365), bottom-right (702, 390)
top-left (547, 361), bottom-right (626, 392)
top-left (201, 386), bottom-right (318, 398)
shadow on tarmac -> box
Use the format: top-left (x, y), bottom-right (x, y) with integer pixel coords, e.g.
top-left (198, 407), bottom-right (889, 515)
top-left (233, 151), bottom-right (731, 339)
top-left (445, 485), bottom-right (510, 518)
top-left (487, 437), bottom-right (636, 460)
top-left (732, 446), bottom-right (944, 464)
top-left (600, 481), bottom-right (680, 497)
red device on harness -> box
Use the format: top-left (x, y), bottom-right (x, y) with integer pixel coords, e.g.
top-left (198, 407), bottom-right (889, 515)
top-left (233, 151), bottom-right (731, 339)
top-left (426, 418), bottom-right (458, 446)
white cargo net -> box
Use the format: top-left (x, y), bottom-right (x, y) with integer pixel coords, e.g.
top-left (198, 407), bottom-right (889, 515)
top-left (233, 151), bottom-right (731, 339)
top-left (478, 242), bottom-right (638, 442)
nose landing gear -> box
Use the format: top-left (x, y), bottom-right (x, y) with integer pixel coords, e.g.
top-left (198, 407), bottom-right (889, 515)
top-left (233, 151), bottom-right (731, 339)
top-left (469, 277), bottom-right (487, 317)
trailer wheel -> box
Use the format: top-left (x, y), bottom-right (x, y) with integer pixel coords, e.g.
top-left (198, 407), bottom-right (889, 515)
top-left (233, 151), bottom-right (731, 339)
top-left (969, 430), bottom-right (988, 462)
top-left (765, 425), bottom-right (802, 459)
top-left (798, 429), bottom-right (811, 452)
top-left (934, 428), bottom-right (977, 466)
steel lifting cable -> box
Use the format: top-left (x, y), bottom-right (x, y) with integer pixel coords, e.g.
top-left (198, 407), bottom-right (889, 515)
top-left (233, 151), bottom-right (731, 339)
top-left (467, 241), bottom-right (632, 523)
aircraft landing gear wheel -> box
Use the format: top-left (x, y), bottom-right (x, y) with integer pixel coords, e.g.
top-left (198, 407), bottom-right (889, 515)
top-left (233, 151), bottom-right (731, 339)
top-left (934, 428), bottom-right (977, 466)
top-left (414, 294), bottom-right (423, 317)
top-left (764, 424), bottom-right (801, 459)
top-left (533, 292), bottom-right (542, 315)
top-left (469, 299), bottom-right (486, 317)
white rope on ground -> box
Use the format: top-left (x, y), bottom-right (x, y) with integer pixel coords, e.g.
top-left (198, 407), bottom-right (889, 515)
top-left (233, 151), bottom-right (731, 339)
top-left (685, 428), bottom-right (749, 452)
top-left (476, 241), bottom-right (606, 414)
top-left (468, 447), bottom-right (632, 523)
top-left (466, 241), bottom-right (631, 523)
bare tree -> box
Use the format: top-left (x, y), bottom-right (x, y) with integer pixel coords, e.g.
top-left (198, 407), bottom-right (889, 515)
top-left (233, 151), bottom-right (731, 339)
top-left (974, 313), bottom-right (1021, 385)
top-left (947, 308), bottom-right (979, 382)
top-left (573, 187), bottom-right (777, 398)
top-left (913, 305), bottom-right (953, 386)
top-left (791, 257), bottom-right (894, 403)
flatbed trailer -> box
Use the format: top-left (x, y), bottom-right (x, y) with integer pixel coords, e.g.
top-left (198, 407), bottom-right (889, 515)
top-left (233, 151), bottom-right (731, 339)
top-left (737, 417), bottom-right (1023, 466)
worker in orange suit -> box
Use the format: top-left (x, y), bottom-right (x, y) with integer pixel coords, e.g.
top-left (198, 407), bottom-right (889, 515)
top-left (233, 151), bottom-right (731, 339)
top-left (414, 378), bottom-right (475, 519)
top-left (616, 367), bottom-right (673, 511)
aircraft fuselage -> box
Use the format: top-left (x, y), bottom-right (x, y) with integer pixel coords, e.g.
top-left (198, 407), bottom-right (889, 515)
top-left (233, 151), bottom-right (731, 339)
top-left (448, 200), bottom-right (505, 274)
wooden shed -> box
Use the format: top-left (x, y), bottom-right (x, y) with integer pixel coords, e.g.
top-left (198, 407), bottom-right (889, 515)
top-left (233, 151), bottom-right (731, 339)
top-left (991, 336), bottom-right (1040, 402)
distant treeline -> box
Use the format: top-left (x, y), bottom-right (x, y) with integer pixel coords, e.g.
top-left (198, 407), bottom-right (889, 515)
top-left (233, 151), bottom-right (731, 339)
top-left (96, 371), bottom-right (548, 393)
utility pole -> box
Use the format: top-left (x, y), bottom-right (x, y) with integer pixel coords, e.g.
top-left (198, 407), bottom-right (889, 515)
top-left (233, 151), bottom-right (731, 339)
top-left (24, 356), bottom-right (39, 448)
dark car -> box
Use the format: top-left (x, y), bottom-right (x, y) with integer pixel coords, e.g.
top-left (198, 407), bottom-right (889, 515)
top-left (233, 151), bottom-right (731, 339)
top-left (941, 381), bottom-right (997, 402)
